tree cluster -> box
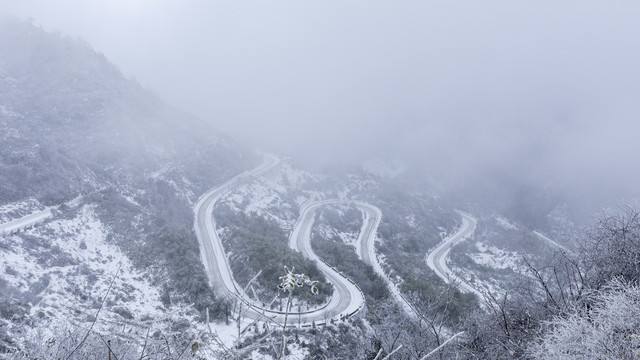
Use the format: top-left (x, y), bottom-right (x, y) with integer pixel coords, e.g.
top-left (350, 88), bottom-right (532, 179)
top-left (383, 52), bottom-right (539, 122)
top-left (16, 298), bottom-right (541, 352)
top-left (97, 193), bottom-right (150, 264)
top-left (214, 205), bottom-right (331, 306)
top-left (461, 206), bottom-right (640, 359)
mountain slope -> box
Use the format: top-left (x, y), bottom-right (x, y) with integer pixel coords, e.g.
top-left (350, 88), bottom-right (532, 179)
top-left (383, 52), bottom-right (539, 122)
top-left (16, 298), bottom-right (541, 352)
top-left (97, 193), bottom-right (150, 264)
top-left (0, 18), bottom-right (254, 204)
top-left (0, 18), bottom-right (258, 351)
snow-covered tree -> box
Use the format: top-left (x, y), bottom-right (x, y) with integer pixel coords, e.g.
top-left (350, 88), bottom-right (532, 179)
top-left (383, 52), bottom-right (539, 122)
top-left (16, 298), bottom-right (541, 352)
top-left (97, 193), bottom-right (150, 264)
top-left (580, 206), bottom-right (640, 289)
top-left (530, 279), bottom-right (640, 360)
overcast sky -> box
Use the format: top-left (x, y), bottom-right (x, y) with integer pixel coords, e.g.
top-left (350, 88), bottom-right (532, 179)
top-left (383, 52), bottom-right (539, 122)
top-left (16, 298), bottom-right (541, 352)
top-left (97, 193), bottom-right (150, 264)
top-left (3, 1), bottom-right (640, 201)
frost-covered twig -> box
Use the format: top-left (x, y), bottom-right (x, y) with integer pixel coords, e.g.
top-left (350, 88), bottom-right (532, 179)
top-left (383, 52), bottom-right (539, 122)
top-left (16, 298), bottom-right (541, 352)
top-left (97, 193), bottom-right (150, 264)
top-left (206, 307), bottom-right (231, 354)
top-left (279, 291), bottom-right (293, 360)
top-left (277, 266), bottom-right (319, 360)
top-left (163, 334), bottom-right (174, 359)
top-left (65, 263), bottom-right (122, 360)
top-left (240, 293), bottom-right (279, 335)
top-left (229, 289), bottom-right (281, 328)
top-left (419, 332), bottom-right (465, 359)
top-left (176, 330), bottom-right (202, 359)
top-left (373, 347), bottom-right (384, 360)
top-left (138, 326), bottom-right (151, 360)
top-left (97, 334), bottom-right (120, 360)
top-left (381, 344), bottom-right (404, 360)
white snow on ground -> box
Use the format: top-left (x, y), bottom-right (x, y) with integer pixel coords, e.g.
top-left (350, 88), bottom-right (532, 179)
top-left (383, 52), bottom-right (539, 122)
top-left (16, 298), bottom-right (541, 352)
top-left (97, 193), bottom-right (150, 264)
top-left (289, 200), bottom-right (366, 320)
top-left (222, 181), bottom-right (297, 228)
top-left (122, 193), bottom-right (141, 207)
top-left (451, 241), bottom-right (532, 296)
top-left (469, 242), bottom-right (524, 271)
top-left (371, 249), bottom-right (421, 320)
top-left (405, 214), bottom-right (417, 228)
top-left (315, 223), bottom-right (359, 245)
top-left (281, 342), bottom-right (307, 360)
top-left (245, 193), bottom-right (283, 216)
top-left (451, 267), bottom-right (500, 297)
top-left (495, 215), bottom-right (518, 230)
top-left (197, 157), bottom-right (352, 325)
top-left (148, 165), bottom-right (171, 179)
top-left (218, 160), bottom-right (324, 230)
top-left (248, 342), bottom-right (308, 360)
top-left (1, 126), bottom-right (19, 140)
top-left (0, 241), bottom-right (41, 292)
top-left (1, 205), bottom-right (165, 330)
top-left (314, 204), bottom-right (362, 246)
top-left (220, 167), bottom-right (300, 228)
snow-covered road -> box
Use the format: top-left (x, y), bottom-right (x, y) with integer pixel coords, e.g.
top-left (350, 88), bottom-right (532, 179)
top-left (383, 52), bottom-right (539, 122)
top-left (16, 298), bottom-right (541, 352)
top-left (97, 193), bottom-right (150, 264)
top-left (195, 157), bottom-right (487, 325)
top-left (194, 159), bottom-right (372, 325)
top-left (352, 201), bottom-right (422, 319)
top-left (0, 208), bottom-right (53, 236)
top-left (425, 211), bottom-right (484, 299)
top-left (289, 200), bottom-right (366, 321)
top-left (0, 195), bottom-right (84, 237)
top-left (194, 156), bottom-right (291, 321)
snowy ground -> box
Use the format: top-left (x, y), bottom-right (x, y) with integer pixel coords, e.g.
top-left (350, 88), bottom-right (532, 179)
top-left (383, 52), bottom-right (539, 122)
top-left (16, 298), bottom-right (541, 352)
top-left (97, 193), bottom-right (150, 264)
top-left (0, 205), bottom-right (169, 339)
top-left (314, 204), bottom-right (362, 246)
top-left (451, 240), bottom-right (530, 296)
top-left (315, 222), bottom-right (359, 245)
top-left (468, 242), bottom-right (526, 271)
top-left (219, 162), bottom-right (317, 229)
top-left (495, 215), bottom-right (518, 231)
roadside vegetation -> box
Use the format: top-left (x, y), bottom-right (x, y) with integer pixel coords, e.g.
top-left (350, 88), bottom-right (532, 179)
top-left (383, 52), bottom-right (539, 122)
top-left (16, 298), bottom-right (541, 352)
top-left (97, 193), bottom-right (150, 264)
top-left (214, 204), bottom-right (331, 307)
top-left (311, 232), bottom-right (390, 303)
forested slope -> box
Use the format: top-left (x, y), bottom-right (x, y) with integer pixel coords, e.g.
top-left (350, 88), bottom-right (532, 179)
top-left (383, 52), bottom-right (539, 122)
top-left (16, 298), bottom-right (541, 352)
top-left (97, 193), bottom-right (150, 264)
top-left (0, 18), bottom-right (257, 337)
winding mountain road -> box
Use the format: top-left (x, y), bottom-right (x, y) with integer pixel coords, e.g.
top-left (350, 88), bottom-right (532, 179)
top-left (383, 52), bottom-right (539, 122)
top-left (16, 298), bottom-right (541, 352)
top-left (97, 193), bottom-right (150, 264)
top-left (194, 160), bottom-right (369, 325)
top-left (352, 202), bottom-right (422, 319)
top-left (194, 156), bottom-right (281, 319)
top-left (195, 157), bottom-right (485, 324)
top-left (289, 200), bottom-right (366, 321)
top-left (426, 211), bottom-right (483, 299)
